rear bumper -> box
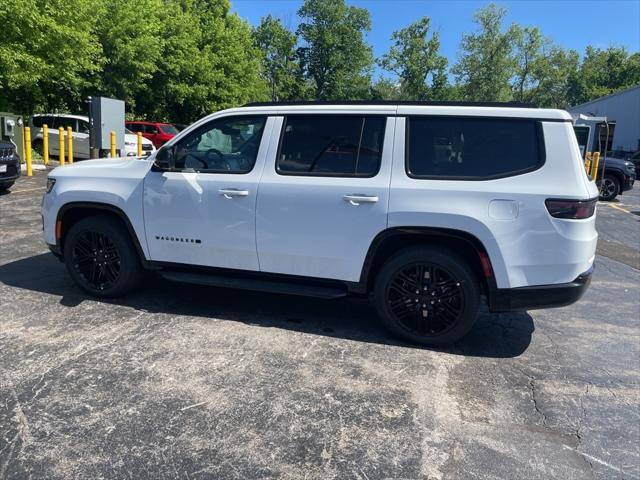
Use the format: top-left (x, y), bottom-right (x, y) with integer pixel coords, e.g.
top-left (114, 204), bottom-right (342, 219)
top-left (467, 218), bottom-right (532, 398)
top-left (489, 265), bottom-right (593, 312)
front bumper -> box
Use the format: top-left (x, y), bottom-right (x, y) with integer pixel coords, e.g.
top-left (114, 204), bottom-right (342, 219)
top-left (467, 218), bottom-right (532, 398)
top-left (622, 175), bottom-right (634, 192)
top-left (0, 162), bottom-right (21, 184)
top-left (489, 265), bottom-right (594, 312)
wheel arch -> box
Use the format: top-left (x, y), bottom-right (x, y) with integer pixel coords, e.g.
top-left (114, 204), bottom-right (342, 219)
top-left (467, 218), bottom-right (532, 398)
top-left (356, 227), bottom-right (498, 297)
top-left (56, 202), bottom-right (148, 265)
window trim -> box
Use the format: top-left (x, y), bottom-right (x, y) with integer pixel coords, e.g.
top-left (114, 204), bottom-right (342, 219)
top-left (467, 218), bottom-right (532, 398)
top-left (166, 114), bottom-right (268, 175)
top-left (275, 114), bottom-right (387, 178)
top-left (404, 116), bottom-right (547, 181)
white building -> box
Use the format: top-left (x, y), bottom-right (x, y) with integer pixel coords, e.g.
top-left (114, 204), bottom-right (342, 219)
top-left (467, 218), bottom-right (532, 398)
top-left (567, 85), bottom-right (640, 153)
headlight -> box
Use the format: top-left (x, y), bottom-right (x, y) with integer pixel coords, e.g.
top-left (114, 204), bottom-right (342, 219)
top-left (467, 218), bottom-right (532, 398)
top-left (625, 161), bottom-right (635, 172)
top-left (46, 177), bottom-right (56, 193)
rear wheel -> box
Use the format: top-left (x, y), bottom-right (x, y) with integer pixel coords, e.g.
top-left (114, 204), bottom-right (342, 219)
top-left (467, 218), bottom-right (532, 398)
top-left (599, 174), bottom-right (620, 201)
top-left (373, 246), bottom-right (480, 346)
top-left (63, 216), bottom-right (143, 297)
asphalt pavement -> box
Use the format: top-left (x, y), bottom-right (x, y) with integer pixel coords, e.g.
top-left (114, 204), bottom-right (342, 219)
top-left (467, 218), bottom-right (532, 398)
top-left (1, 171), bottom-right (638, 480)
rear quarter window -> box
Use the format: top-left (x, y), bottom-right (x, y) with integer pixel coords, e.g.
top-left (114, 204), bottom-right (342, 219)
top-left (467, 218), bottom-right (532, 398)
top-left (406, 116), bottom-right (544, 180)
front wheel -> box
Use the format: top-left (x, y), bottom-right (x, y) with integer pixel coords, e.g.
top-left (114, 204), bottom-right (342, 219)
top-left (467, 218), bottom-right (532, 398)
top-left (373, 246), bottom-right (480, 346)
top-left (598, 174), bottom-right (620, 201)
top-left (63, 216), bottom-right (143, 297)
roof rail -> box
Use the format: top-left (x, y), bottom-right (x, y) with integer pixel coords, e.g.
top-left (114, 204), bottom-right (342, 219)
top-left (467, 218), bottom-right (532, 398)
top-left (243, 100), bottom-right (537, 108)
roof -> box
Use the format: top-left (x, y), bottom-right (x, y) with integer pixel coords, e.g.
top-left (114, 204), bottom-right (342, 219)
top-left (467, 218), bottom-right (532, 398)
top-left (214, 102), bottom-right (572, 122)
top-left (568, 84), bottom-right (640, 110)
top-left (245, 100), bottom-right (537, 108)
top-left (32, 113), bottom-right (88, 121)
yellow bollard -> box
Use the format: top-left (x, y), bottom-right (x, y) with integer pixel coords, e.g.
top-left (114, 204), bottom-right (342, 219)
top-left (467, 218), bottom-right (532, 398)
top-left (137, 132), bottom-right (142, 157)
top-left (591, 152), bottom-right (601, 181)
top-left (25, 127), bottom-right (33, 177)
top-left (584, 152), bottom-right (592, 175)
top-left (110, 131), bottom-right (116, 158)
top-left (43, 124), bottom-right (49, 166)
top-left (58, 127), bottom-right (65, 166)
top-left (67, 126), bottom-right (73, 164)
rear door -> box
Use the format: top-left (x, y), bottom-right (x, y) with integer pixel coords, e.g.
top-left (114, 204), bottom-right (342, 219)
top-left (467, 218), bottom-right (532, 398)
top-left (256, 114), bottom-right (395, 281)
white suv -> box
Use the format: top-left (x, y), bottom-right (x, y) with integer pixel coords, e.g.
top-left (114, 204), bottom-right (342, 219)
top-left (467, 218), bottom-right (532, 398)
top-left (41, 102), bottom-right (598, 345)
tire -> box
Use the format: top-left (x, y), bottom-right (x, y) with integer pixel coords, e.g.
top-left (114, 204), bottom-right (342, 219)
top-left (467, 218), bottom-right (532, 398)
top-left (599, 174), bottom-right (620, 201)
top-left (372, 246), bottom-right (480, 346)
top-left (0, 182), bottom-right (14, 191)
top-left (63, 216), bottom-right (143, 297)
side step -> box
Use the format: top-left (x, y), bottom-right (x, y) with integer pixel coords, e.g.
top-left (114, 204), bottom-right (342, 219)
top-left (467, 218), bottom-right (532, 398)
top-left (159, 270), bottom-right (348, 299)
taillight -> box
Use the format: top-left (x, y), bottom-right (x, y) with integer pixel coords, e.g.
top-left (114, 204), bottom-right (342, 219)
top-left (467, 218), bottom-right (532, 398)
top-left (545, 198), bottom-right (597, 219)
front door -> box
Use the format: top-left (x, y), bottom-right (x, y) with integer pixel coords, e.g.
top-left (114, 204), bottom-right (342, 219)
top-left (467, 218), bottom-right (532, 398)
top-left (256, 114), bottom-right (395, 282)
top-left (143, 115), bottom-right (273, 270)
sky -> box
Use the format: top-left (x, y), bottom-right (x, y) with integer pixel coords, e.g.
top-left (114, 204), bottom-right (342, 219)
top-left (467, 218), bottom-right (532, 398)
top-left (231, 0), bottom-right (640, 80)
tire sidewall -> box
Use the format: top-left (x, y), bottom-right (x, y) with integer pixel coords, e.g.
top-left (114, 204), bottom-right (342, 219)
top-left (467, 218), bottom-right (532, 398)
top-left (63, 217), bottom-right (141, 297)
top-left (373, 247), bottom-right (480, 346)
top-left (599, 174), bottom-right (620, 201)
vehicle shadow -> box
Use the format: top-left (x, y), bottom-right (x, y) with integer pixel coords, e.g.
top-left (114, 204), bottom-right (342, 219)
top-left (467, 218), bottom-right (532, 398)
top-left (0, 253), bottom-right (534, 358)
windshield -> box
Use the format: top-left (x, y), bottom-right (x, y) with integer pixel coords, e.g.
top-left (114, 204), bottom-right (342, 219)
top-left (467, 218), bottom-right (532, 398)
top-left (160, 124), bottom-right (180, 135)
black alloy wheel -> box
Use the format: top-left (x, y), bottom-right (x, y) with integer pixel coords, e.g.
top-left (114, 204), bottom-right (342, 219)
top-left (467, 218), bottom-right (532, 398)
top-left (373, 246), bottom-right (480, 346)
top-left (71, 230), bottom-right (121, 291)
top-left (386, 263), bottom-right (464, 337)
top-left (63, 216), bottom-right (143, 297)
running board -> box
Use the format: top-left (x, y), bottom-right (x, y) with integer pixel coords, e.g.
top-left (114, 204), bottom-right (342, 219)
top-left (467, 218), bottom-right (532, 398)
top-left (159, 270), bottom-right (348, 299)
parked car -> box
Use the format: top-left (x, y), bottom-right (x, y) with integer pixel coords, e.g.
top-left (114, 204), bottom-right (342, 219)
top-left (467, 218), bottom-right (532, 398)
top-left (0, 140), bottom-right (21, 191)
top-left (125, 121), bottom-right (179, 148)
top-left (29, 114), bottom-right (155, 160)
top-left (42, 101), bottom-right (598, 346)
top-left (596, 156), bottom-right (635, 201)
top-left (629, 151), bottom-right (640, 171)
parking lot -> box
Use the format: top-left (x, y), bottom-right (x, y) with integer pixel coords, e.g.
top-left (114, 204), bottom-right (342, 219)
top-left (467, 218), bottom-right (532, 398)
top-left (1, 170), bottom-right (638, 479)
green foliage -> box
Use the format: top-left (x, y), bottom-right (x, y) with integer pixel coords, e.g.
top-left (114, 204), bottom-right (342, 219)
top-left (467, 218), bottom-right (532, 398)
top-left (254, 15), bottom-right (305, 101)
top-left (567, 46), bottom-right (640, 106)
top-left (452, 3), bottom-right (517, 102)
top-left (0, 0), bottom-right (637, 119)
top-left (379, 17), bottom-right (448, 100)
top-left (94, 0), bottom-right (163, 113)
top-left (296, 0), bottom-right (374, 100)
top-left (0, 0), bottom-right (103, 113)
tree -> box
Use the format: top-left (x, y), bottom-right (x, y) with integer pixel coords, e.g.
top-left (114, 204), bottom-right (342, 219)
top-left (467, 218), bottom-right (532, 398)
top-left (94, 0), bottom-right (164, 116)
top-left (296, 0), bottom-right (374, 100)
top-left (378, 17), bottom-right (448, 100)
top-left (511, 25), bottom-right (543, 102)
top-left (254, 15), bottom-right (305, 101)
top-left (139, 0), bottom-right (268, 123)
top-left (568, 46), bottom-right (640, 105)
top-left (452, 3), bottom-right (517, 102)
top-left (0, 0), bottom-right (104, 114)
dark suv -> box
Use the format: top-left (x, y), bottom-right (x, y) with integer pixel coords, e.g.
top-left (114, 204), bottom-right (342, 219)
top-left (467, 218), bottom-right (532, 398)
top-left (0, 140), bottom-right (20, 192)
top-left (597, 156), bottom-right (636, 201)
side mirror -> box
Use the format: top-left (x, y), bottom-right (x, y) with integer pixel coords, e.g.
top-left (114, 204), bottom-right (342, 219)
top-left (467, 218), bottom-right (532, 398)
top-left (154, 146), bottom-right (173, 170)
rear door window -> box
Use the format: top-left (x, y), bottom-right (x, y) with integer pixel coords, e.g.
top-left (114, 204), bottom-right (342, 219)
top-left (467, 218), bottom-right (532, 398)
top-left (277, 115), bottom-right (386, 177)
top-left (406, 117), bottom-right (543, 180)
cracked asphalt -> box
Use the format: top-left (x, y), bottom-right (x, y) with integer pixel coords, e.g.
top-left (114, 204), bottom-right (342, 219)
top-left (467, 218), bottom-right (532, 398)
top-left (1, 171), bottom-right (639, 480)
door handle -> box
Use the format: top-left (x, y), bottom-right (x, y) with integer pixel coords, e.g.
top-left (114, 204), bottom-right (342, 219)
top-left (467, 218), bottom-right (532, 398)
top-left (219, 188), bottom-right (249, 199)
top-left (343, 194), bottom-right (379, 206)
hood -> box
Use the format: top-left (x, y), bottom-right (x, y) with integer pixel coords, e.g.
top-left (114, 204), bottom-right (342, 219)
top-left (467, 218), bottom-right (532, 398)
top-left (50, 156), bottom-right (153, 179)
